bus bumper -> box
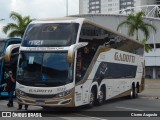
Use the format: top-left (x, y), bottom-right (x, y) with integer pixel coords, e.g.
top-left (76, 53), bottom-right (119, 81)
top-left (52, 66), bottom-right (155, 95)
top-left (16, 92), bottom-right (75, 107)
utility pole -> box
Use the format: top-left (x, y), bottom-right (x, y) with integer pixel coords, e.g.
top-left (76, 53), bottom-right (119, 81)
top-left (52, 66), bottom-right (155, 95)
top-left (66, 0), bottom-right (68, 16)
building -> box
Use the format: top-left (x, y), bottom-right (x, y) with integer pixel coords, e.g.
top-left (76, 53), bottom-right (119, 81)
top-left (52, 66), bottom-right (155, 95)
top-left (79, 0), bottom-right (123, 14)
top-left (120, 0), bottom-right (134, 10)
top-left (79, 0), bottom-right (89, 14)
top-left (135, 0), bottom-right (155, 6)
top-left (101, 0), bottom-right (119, 13)
top-left (79, 0), bottom-right (159, 14)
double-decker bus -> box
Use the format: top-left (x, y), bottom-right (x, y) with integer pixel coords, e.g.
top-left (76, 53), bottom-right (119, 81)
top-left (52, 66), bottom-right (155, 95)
top-left (0, 38), bottom-right (21, 97)
top-left (13, 17), bottom-right (145, 107)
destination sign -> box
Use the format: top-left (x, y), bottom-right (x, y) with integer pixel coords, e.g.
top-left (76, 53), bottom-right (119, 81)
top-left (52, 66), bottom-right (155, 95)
top-left (20, 47), bottom-right (69, 51)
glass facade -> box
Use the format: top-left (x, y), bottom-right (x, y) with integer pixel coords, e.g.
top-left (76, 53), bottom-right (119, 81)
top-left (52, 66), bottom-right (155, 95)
top-left (89, 0), bottom-right (101, 13)
top-left (80, 0), bottom-right (133, 14)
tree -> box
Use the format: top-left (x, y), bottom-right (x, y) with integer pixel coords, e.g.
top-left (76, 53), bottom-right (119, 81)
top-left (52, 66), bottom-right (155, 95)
top-left (117, 11), bottom-right (156, 52)
top-left (3, 11), bottom-right (33, 38)
top-left (117, 12), bottom-right (156, 40)
top-left (141, 38), bottom-right (153, 53)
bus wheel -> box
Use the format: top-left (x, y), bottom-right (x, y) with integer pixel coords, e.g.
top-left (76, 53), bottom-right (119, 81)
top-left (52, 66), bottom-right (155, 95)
top-left (134, 87), bottom-right (138, 98)
top-left (130, 85), bottom-right (137, 99)
top-left (96, 87), bottom-right (105, 106)
top-left (88, 89), bottom-right (96, 108)
top-left (130, 86), bottom-right (134, 99)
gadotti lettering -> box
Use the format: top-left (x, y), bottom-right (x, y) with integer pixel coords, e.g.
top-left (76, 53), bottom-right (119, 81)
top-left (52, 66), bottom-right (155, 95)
top-left (29, 89), bottom-right (53, 93)
top-left (114, 52), bottom-right (135, 63)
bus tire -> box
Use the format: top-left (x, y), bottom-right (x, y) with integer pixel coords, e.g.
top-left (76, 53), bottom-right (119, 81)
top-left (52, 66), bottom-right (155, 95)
top-left (88, 88), bottom-right (96, 108)
top-left (96, 86), bottom-right (105, 106)
top-left (130, 85), bottom-right (138, 99)
top-left (134, 86), bottom-right (138, 98)
top-left (130, 85), bottom-right (135, 99)
top-left (42, 106), bottom-right (50, 110)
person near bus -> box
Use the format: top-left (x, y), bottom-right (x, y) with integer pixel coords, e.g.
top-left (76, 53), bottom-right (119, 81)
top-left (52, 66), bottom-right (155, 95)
top-left (5, 71), bottom-right (16, 107)
top-left (17, 104), bottom-right (28, 110)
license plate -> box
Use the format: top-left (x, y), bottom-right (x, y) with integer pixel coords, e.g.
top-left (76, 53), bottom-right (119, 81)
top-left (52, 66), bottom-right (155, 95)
top-left (35, 100), bottom-right (45, 105)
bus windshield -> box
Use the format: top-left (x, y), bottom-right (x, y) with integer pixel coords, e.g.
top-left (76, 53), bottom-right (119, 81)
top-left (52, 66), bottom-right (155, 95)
top-left (17, 52), bottom-right (73, 87)
top-left (0, 41), bottom-right (5, 55)
top-left (22, 23), bottom-right (79, 47)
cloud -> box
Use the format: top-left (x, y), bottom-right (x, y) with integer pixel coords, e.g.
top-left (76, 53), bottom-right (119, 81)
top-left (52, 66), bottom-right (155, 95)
top-left (0, 0), bottom-right (79, 37)
top-left (9, 0), bottom-right (79, 19)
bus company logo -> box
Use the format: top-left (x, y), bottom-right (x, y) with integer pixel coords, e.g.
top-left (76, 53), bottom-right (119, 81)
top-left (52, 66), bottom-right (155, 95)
top-left (2, 112), bottom-right (11, 117)
top-left (29, 89), bottom-right (53, 93)
top-left (114, 52), bottom-right (135, 63)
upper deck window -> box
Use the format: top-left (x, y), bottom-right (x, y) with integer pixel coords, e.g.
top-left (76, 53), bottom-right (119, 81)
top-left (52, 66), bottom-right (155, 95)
top-left (22, 23), bottom-right (79, 47)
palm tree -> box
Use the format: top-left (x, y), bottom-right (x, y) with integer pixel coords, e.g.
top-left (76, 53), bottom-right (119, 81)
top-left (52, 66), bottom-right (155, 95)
top-left (141, 38), bottom-right (153, 53)
top-left (117, 11), bottom-right (156, 41)
top-left (3, 11), bottom-right (33, 38)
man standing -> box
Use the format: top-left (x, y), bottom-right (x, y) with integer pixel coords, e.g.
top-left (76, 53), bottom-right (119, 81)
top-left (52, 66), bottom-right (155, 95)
top-left (6, 71), bottom-right (16, 107)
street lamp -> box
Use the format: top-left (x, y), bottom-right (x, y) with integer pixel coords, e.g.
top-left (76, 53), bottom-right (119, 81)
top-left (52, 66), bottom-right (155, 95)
top-left (66, 0), bottom-right (68, 16)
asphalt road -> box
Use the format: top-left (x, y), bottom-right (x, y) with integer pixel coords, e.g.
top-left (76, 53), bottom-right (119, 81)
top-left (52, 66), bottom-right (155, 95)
top-left (0, 93), bottom-right (160, 120)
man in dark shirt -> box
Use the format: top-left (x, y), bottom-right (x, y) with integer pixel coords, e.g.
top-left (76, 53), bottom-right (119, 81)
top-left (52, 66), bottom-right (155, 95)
top-left (6, 71), bottom-right (16, 107)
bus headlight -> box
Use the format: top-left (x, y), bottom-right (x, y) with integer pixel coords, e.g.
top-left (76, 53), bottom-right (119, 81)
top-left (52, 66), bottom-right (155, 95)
top-left (16, 89), bottom-right (26, 96)
top-left (55, 89), bottom-right (73, 98)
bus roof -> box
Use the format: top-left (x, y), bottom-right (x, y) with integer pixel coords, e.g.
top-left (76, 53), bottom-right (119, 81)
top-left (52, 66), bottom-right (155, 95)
top-left (37, 17), bottom-right (80, 21)
top-left (32, 17), bottom-right (85, 24)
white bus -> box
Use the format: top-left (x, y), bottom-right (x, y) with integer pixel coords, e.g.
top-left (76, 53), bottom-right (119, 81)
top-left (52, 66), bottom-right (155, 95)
top-left (14, 17), bottom-right (145, 108)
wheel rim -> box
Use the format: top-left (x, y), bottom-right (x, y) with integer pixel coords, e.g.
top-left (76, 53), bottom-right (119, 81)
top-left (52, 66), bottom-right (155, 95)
top-left (135, 87), bottom-right (138, 97)
top-left (130, 89), bottom-right (133, 98)
top-left (90, 91), bottom-right (94, 105)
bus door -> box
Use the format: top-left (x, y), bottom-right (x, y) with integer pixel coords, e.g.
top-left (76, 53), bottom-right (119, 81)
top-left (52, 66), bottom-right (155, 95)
top-left (75, 84), bottom-right (83, 106)
top-left (0, 60), bottom-right (5, 93)
top-left (137, 57), bottom-right (144, 77)
top-left (75, 51), bottom-right (83, 106)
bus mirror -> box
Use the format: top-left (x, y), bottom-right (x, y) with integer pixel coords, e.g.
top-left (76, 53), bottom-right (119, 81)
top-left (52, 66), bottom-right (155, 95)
top-left (4, 44), bottom-right (20, 63)
top-left (67, 42), bottom-right (88, 64)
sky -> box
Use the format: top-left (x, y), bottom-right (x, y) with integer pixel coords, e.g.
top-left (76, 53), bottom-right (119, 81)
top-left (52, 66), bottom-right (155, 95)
top-left (0, 0), bottom-right (79, 38)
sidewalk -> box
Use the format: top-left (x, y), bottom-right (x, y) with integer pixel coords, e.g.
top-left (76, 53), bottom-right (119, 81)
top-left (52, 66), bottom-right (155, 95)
top-left (140, 79), bottom-right (160, 98)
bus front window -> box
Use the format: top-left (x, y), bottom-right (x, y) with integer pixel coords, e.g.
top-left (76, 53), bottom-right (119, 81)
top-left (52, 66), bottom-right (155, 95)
top-left (17, 53), bottom-right (42, 81)
top-left (17, 52), bottom-right (73, 87)
top-left (42, 52), bottom-right (73, 84)
top-left (22, 23), bottom-right (79, 47)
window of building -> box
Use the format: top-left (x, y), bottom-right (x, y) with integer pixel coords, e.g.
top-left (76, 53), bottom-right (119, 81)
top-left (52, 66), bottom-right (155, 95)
top-left (96, 6), bottom-right (99, 8)
top-left (146, 44), bottom-right (154, 48)
top-left (156, 43), bottom-right (160, 48)
top-left (108, 8), bottom-right (112, 11)
top-left (108, 4), bottom-right (112, 7)
top-left (96, 1), bottom-right (99, 4)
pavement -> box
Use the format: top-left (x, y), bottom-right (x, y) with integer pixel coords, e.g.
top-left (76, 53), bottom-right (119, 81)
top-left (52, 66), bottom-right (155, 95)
top-left (140, 79), bottom-right (160, 98)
